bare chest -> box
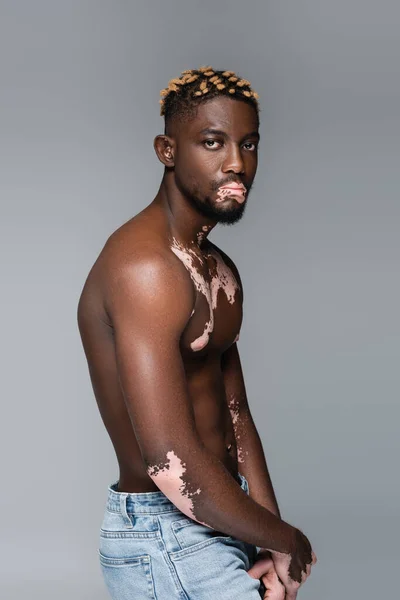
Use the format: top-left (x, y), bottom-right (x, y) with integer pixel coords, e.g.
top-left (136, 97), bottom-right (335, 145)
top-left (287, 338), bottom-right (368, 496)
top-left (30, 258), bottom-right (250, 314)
top-left (170, 239), bottom-right (243, 357)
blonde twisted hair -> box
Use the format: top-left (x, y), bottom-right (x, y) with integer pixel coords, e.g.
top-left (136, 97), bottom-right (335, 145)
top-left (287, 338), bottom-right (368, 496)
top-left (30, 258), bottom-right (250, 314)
top-left (159, 66), bottom-right (260, 129)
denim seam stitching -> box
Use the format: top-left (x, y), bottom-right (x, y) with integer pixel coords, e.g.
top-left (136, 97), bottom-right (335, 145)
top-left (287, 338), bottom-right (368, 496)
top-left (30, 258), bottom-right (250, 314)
top-left (169, 535), bottom-right (236, 560)
top-left (106, 507), bottom-right (180, 515)
top-left (100, 528), bottom-right (160, 538)
top-left (98, 550), bottom-right (150, 566)
top-left (155, 516), bottom-right (190, 600)
top-left (144, 558), bottom-right (157, 600)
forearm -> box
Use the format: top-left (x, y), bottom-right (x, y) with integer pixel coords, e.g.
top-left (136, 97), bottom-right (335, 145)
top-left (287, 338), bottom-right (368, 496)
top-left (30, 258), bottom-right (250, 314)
top-left (233, 406), bottom-right (281, 519)
top-left (221, 342), bottom-right (281, 520)
top-left (146, 442), bottom-right (294, 554)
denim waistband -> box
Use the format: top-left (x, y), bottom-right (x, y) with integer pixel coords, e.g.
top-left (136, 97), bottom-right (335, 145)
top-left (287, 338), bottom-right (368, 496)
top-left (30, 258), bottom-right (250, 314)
top-left (106, 472), bottom-right (249, 515)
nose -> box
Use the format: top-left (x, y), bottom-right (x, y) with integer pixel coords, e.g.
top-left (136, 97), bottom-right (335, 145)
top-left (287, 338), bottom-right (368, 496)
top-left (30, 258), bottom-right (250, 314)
top-left (221, 143), bottom-right (245, 175)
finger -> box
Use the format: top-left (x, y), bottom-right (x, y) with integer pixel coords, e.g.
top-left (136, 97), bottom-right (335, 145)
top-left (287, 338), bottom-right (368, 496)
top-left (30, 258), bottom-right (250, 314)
top-left (247, 557), bottom-right (274, 579)
top-left (272, 584), bottom-right (285, 600)
top-left (261, 572), bottom-right (285, 600)
top-left (265, 586), bottom-right (285, 599)
top-left (284, 579), bottom-right (301, 600)
top-left (301, 566), bottom-right (310, 584)
top-left (265, 587), bottom-right (285, 600)
top-left (299, 530), bottom-right (312, 555)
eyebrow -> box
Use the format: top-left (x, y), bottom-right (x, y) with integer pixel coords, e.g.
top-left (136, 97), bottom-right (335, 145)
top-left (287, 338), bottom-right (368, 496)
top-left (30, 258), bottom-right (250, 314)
top-left (199, 128), bottom-right (260, 142)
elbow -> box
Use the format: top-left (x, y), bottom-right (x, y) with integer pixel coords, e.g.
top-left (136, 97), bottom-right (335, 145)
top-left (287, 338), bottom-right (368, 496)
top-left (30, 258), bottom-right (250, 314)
top-left (145, 448), bottom-right (189, 485)
top-left (145, 448), bottom-right (205, 524)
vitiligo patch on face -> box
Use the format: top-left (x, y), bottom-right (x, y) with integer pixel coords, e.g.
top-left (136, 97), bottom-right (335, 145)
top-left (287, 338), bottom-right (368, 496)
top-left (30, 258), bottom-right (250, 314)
top-left (170, 238), bottom-right (240, 351)
top-left (147, 450), bottom-right (211, 527)
top-left (216, 184), bottom-right (246, 204)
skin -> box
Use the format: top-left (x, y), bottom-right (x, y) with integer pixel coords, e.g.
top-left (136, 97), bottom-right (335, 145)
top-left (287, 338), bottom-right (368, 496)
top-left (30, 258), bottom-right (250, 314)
top-left (77, 95), bottom-right (316, 599)
top-left (170, 238), bottom-right (240, 351)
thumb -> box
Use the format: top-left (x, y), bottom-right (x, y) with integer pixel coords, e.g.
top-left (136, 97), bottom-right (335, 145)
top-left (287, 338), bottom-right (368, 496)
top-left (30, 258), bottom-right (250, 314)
top-left (247, 556), bottom-right (274, 579)
top-left (261, 571), bottom-right (285, 600)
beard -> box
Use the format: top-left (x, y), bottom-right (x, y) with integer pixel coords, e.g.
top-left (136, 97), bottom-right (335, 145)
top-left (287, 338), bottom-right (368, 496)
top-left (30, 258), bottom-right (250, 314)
top-left (188, 193), bottom-right (247, 224)
top-left (176, 176), bottom-right (251, 225)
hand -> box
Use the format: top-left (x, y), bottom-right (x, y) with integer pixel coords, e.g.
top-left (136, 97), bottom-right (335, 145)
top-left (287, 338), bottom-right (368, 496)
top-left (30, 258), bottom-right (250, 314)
top-left (270, 528), bottom-right (317, 600)
top-left (247, 550), bottom-right (285, 599)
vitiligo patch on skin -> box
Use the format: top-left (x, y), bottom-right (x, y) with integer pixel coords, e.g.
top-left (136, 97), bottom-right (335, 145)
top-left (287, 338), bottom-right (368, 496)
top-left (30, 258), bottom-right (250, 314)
top-left (216, 183), bottom-right (246, 204)
top-left (170, 237), bottom-right (240, 352)
top-left (228, 394), bottom-right (240, 427)
top-left (191, 320), bottom-right (213, 352)
top-left (209, 249), bottom-right (239, 307)
top-left (227, 393), bottom-right (249, 464)
top-left (146, 450), bottom-right (211, 527)
top-left (196, 224), bottom-right (212, 245)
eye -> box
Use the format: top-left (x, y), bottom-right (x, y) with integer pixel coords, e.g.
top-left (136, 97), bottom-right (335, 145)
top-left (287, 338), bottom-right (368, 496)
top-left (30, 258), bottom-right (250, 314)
top-left (243, 142), bottom-right (258, 151)
top-left (203, 139), bottom-right (222, 149)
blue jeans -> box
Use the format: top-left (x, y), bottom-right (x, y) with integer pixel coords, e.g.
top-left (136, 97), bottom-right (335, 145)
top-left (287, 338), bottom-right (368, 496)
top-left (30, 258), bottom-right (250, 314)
top-left (99, 472), bottom-right (266, 599)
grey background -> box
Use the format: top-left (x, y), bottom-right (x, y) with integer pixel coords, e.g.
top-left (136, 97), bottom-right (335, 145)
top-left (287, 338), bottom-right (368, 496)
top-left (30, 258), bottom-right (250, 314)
top-left (1, 1), bottom-right (399, 598)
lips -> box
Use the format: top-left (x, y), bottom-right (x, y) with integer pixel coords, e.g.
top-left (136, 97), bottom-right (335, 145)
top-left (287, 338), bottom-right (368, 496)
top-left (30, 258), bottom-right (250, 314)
top-left (216, 182), bottom-right (247, 204)
top-left (221, 184), bottom-right (245, 192)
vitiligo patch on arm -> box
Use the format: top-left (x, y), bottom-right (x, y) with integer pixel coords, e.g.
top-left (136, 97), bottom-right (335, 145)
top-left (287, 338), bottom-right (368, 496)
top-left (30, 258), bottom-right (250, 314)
top-left (146, 449), bottom-right (212, 527)
top-left (227, 393), bottom-right (249, 464)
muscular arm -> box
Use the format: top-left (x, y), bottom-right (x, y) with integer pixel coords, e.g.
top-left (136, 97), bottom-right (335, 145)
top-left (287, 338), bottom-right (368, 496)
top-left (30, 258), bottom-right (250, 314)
top-left (212, 241), bottom-right (281, 519)
top-left (221, 340), bottom-right (281, 519)
top-left (104, 246), bottom-right (295, 554)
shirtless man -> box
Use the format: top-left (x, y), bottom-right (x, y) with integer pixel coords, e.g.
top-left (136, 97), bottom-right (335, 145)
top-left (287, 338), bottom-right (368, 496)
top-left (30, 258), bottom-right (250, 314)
top-left (77, 66), bottom-right (316, 600)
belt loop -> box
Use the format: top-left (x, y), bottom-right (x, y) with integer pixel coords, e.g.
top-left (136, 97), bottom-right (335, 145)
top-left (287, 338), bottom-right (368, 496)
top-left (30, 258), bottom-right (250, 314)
top-left (119, 493), bottom-right (134, 529)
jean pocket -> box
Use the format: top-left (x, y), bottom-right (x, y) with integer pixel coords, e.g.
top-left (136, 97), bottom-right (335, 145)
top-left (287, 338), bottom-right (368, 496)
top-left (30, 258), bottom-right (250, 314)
top-left (171, 517), bottom-right (233, 555)
top-left (99, 551), bottom-right (156, 599)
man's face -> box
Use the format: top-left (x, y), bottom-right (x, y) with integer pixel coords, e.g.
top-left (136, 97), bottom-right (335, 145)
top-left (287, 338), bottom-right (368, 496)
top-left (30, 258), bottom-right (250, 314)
top-left (172, 96), bottom-right (260, 225)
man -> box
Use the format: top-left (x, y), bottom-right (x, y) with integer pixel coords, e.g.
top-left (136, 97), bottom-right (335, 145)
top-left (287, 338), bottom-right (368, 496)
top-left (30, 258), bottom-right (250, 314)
top-left (77, 66), bottom-right (317, 600)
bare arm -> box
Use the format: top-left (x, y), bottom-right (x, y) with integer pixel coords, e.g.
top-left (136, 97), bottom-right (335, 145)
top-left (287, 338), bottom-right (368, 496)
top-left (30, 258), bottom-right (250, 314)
top-left (105, 247), bottom-right (296, 554)
top-left (213, 244), bottom-right (317, 596)
top-left (221, 340), bottom-right (281, 519)
top-left (210, 241), bottom-right (281, 518)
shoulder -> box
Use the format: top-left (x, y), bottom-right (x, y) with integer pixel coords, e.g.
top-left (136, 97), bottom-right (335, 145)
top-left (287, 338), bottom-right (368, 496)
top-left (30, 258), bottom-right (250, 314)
top-left (92, 224), bottom-right (196, 325)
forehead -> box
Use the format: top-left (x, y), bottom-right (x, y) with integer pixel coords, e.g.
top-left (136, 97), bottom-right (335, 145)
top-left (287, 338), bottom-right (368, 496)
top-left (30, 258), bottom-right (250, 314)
top-left (184, 96), bottom-right (259, 138)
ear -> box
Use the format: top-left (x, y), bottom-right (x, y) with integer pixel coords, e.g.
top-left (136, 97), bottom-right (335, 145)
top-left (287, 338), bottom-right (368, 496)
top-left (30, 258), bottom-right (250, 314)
top-left (153, 135), bottom-right (175, 167)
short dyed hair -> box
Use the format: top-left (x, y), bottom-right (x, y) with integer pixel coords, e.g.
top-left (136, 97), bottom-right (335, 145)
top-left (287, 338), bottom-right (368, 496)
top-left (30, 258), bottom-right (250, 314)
top-left (159, 65), bottom-right (260, 134)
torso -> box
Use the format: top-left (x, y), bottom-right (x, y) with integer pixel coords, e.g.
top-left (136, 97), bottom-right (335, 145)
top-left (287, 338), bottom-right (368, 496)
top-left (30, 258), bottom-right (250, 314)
top-left (78, 201), bottom-right (242, 492)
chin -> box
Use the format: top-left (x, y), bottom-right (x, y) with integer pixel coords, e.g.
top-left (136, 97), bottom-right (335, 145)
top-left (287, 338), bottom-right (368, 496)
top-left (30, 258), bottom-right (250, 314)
top-left (214, 206), bottom-right (246, 225)
top-left (188, 192), bottom-right (247, 224)
top-left (214, 198), bottom-right (246, 221)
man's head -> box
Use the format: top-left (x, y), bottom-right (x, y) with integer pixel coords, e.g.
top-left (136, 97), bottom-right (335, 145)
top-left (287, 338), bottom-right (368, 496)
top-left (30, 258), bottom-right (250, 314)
top-left (154, 66), bottom-right (260, 225)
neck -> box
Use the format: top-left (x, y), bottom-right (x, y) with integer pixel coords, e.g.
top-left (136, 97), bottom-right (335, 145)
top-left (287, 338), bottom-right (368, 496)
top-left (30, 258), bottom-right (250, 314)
top-left (154, 170), bottom-right (217, 248)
